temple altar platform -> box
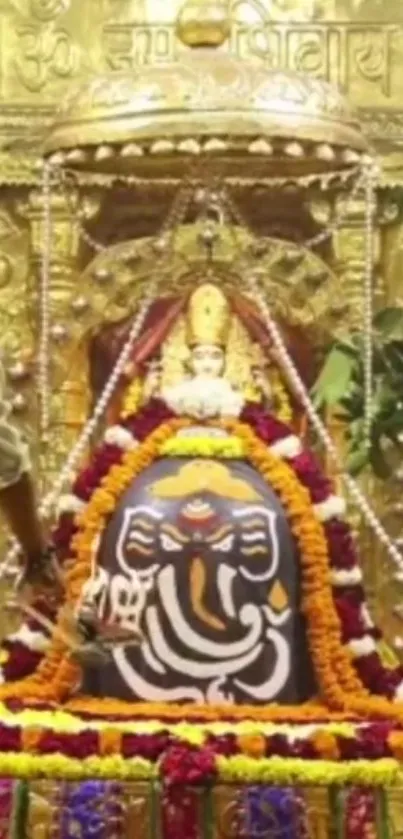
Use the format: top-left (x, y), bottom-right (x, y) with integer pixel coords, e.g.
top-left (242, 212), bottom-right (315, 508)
top-left (0, 701), bottom-right (401, 837)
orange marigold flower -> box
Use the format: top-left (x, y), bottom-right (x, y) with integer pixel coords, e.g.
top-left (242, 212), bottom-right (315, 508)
top-left (388, 731), bottom-right (403, 759)
top-left (237, 733), bottom-right (266, 758)
top-left (311, 730), bottom-right (340, 760)
top-left (21, 726), bottom-right (43, 753)
top-left (99, 728), bottom-right (122, 756)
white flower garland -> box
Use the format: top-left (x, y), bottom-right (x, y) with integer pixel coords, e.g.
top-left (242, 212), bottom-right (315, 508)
top-left (394, 681), bottom-right (403, 700)
top-left (330, 567), bottom-right (363, 586)
top-left (162, 377), bottom-right (244, 421)
top-left (314, 495), bottom-right (346, 522)
top-left (269, 436), bottom-right (302, 459)
top-left (56, 494), bottom-right (85, 516)
top-left (347, 635), bottom-right (377, 658)
top-left (104, 426), bottom-right (138, 450)
top-left (7, 624), bottom-right (49, 653)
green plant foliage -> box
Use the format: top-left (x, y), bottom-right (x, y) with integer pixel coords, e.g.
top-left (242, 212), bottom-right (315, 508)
top-left (311, 307), bottom-right (403, 479)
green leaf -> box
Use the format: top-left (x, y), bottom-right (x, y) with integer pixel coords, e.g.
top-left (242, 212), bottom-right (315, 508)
top-left (369, 438), bottom-right (392, 479)
top-left (346, 444), bottom-right (370, 475)
top-left (311, 346), bottom-right (357, 408)
top-left (384, 342), bottom-right (403, 372)
top-left (373, 307), bottom-right (403, 340)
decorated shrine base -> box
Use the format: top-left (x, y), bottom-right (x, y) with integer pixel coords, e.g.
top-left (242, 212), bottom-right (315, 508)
top-left (0, 702), bottom-right (401, 836)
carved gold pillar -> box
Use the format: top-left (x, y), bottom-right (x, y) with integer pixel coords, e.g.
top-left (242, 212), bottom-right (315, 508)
top-left (21, 188), bottom-right (91, 490)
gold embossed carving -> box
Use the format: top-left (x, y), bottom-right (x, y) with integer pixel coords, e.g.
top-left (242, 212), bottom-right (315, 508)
top-left (14, 24), bottom-right (79, 93)
top-left (101, 20), bottom-right (396, 107)
top-left (103, 23), bottom-right (177, 70)
top-left (213, 785), bottom-right (243, 839)
top-left (121, 782), bottom-right (151, 839)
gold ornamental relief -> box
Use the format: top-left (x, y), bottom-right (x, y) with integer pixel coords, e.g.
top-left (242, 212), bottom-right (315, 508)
top-left (74, 223), bottom-right (348, 346)
top-left (0, 0), bottom-right (397, 126)
top-left (45, 222), bottom-right (349, 462)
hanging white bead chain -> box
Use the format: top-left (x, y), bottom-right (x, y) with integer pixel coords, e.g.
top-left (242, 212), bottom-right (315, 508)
top-left (246, 275), bottom-right (403, 571)
top-left (38, 160), bottom-right (52, 438)
top-left (39, 282), bottom-right (157, 517)
top-left (363, 161), bottom-right (378, 449)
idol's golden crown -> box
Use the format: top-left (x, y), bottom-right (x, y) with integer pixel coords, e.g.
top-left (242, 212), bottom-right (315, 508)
top-left (187, 283), bottom-right (231, 347)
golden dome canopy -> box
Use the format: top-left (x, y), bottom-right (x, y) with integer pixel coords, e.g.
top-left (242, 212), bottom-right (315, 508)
top-left (44, 0), bottom-right (369, 179)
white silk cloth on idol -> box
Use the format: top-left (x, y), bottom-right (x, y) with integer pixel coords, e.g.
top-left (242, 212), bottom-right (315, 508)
top-left (0, 361), bottom-right (30, 489)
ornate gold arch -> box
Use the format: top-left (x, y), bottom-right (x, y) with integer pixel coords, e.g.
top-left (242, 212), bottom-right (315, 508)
top-left (74, 223), bottom-right (350, 343)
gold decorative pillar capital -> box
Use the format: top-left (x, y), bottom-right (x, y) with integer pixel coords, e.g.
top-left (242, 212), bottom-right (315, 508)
top-left (20, 186), bottom-right (92, 490)
top-left (332, 193), bottom-right (382, 328)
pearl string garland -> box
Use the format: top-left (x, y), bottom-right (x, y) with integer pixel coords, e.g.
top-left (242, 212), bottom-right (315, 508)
top-left (38, 160), bottom-right (52, 439)
top-left (363, 161), bottom-right (378, 449)
top-left (38, 284), bottom-right (157, 518)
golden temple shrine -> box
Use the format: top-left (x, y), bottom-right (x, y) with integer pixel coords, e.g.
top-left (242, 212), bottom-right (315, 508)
top-left (0, 0), bottom-right (402, 837)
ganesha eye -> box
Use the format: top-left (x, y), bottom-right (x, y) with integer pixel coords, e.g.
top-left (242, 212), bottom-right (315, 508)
top-left (213, 534), bottom-right (235, 552)
top-left (160, 533), bottom-right (182, 551)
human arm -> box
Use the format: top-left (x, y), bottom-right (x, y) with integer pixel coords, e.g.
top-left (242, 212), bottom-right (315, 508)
top-left (0, 364), bottom-right (61, 596)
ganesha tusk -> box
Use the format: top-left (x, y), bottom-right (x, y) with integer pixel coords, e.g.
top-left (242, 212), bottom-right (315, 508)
top-left (190, 557), bottom-right (226, 631)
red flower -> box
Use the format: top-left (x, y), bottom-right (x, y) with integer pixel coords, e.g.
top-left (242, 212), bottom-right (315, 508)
top-left (38, 730), bottom-right (99, 758)
top-left (355, 653), bottom-right (403, 697)
top-left (338, 724), bottom-right (391, 760)
top-left (52, 514), bottom-right (77, 560)
top-left (290, 739), bottom-right (317, 759)
top-left (205, 734), bottom-right (238, 757)
top-left (73, 444), bottom-right (123, 500)
top-left (324, 520), bottom-right (358, 570)
top-left (0, 726), bottom-right (21, 752)
top-left (160, 744), bottom-right (217, 786)
top-left (266, 734), bottom-right (290, 757)
top-left (240, 403), bottom-right (291, 445)
top-left (121, 732), bottom-right (172, 760)
top-left (333, 596), bottom-right (366, 642)
top-left (2, 642), bottom-right (42, 682)
top-left (289, 451), bottom-right (332, 503)
top-left (125, 399), bottom-right (175, 441)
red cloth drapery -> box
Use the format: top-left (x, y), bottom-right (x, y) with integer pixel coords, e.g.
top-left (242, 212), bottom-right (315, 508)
top-left (89, 294), bottom-right (190, 422)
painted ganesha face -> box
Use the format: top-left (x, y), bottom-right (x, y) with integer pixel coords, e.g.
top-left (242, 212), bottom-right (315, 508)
top-left (82, 459), bottom-right (315, 704)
